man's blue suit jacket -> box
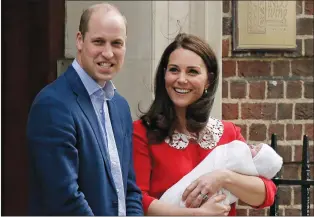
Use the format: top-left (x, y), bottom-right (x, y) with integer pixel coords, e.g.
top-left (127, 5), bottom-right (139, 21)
top-left (26, 65), bottom-right (143, 215)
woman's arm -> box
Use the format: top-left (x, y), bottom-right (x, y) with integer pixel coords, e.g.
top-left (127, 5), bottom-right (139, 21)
top-left (148, 199), bottom-right (202, 216)
top-left (221, 170), bottom-right (266, 206)
top-left (182, 169), bottom-right (276, 208)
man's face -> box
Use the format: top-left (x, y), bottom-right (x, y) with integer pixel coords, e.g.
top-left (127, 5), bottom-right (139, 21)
top-left (76, 10), bottom-right (127, 86)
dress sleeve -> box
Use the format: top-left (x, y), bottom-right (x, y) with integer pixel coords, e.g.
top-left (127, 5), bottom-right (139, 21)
top-left (132, 121), bottom-right (157, 213)
top-left (252, 176), bottom-right (277, 209)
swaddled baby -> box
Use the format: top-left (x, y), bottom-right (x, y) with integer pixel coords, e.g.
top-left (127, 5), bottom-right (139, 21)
top-left (159, 140), bottom-right (283, 207)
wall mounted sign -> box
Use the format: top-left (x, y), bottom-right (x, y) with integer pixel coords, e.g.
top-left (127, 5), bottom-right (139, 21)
top-left (233, 1), bottom-right (296, 51)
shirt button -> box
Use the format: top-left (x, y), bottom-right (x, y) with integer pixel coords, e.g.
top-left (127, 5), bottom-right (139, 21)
top-left (99, 109), bottom-right (103, 114)
top-left (116, 189), bottom-right (119, 193)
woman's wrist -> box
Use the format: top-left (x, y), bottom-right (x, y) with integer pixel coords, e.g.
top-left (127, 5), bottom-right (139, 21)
top-left (193, 207), bottom-right (212, 216)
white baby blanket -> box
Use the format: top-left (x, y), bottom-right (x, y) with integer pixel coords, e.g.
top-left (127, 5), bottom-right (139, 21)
top-left (159, 140), bottom-right (283, 207)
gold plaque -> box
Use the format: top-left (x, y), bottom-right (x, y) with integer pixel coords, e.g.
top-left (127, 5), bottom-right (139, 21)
top-left (233, 1), bottom-right (296, 50)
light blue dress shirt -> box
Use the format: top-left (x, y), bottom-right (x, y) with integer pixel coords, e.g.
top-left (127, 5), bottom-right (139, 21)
top-left (72, 59), bottom-right (126, 216)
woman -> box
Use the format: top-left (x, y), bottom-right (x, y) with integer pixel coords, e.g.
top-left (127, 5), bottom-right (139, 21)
top-left (133, 33), bottom-right (276, 216)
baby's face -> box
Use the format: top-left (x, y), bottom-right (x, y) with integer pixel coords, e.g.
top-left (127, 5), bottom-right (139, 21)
top-left (249, 144), bottom-right (263, 157)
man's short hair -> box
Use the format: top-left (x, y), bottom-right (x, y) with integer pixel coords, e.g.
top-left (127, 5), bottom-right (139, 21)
top-left (79, 3), bottom-right (127, 38)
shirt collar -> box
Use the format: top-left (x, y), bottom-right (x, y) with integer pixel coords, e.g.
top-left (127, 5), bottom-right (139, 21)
top-left (72, 59), bottom-right (116, 100)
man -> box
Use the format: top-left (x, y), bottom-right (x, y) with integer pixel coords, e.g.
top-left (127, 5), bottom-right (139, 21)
top-left (27, 3), bottom-right (143, 215)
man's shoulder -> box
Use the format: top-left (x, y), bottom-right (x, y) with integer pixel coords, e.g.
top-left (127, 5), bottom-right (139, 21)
top-left (32, 71), bottom-right (73, 106)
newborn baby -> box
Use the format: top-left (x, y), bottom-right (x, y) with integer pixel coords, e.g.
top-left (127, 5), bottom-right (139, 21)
top-left (159, 140), bottom-right (283, 206)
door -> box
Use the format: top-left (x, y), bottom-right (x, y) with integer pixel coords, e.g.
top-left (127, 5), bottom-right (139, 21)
top-left (2, 0), bottom-right (65, 214)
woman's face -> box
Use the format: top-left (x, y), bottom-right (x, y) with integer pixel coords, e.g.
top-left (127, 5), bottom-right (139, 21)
top-left (165, 48), bottom-right (209, 110)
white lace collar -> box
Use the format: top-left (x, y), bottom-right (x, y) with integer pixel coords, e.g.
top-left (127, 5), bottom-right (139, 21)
top-left (164, 117), bottom-right (224, 150)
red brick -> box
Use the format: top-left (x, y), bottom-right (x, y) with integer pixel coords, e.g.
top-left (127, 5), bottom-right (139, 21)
top-left (222, 103), bottom-right (238, 120)
top-left (305, 0), bottom-right (314, 15)
top-left (286, 124), bottom-right (303, 140)
top-left (286, 80), bottom-right (302, 99)
top-left (236, 124), bottom-right (247, 141)
top-left (277, 186), bottom-right (292, 205)
top-left (269, 124), bottom-right (284, 141)
top-left (262, 103), bottom-right (277, 120)
top-left (295, 145), bottom-right (314, 162)
top-left (297, 18), bottom-right (314, 35)
top-left (281, 164), bottom-right (301, 179)
top-left (222, 38), bottom-right (229, 57)
top-left (292, 59), bottom-right (314, 77)
top-left (278, 103), bottom-right (293, 120)
top-left (236, 208), bottom-right (248, 216)
top-left (249, 124), bottom-right (267, 141)
top-left (222, 60), bottom-right (236, 78)
top-left (267, 81), bottom-right (284, 98)
top-left (242, 103), bottom-right (276, 120)
top-left (223, 0), bottom-right (230, 13)
top-left (223, 17), bottom-right (231, 35)
top-left (249, 208), bottom-right (265, 216)
top-left (222, 80), bottom-right (228, 98)
top-left (295, 103), bottom-right (314, 119)
top-left (238, 61), bottom-right (271, 77)
top-left (305, 39), bottom-right (313, 57)
top-left (276, 145), bottom-right (292, 162)
top-left (273, 60), bottom-right (290, 76)
top-left (285, 208), bottom-right (301, 216)
top-left (242, 103), bottom-right (262, 119)
top-left (230, 81), bottom-right (247, 99)
top-left (305, 123), bottom-right (314, 140)
top-left (304, 81), bottom-right (314, 99)
top-left (293, 186), bottom-right (314, 206)
top-left (249, 81), bottom-right (265, 99)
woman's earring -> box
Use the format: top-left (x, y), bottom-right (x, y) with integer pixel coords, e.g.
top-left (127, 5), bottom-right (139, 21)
top-left (204, 89), bottom-right (208, 95)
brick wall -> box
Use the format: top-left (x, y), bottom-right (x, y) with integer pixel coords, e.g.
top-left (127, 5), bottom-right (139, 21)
top-left (221, 1), bottom-right (313, 216)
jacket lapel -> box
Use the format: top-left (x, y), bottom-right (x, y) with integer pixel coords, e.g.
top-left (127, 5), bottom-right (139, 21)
top-left (64, 66), bottom-right (115, 185)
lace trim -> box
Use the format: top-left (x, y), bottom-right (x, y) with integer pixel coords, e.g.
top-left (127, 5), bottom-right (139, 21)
top-left (164, 117), bottom-right (224, 150)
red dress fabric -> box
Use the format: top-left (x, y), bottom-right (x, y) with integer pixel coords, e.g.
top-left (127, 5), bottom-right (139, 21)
top-left (133, 119), bottom-right (277, 215)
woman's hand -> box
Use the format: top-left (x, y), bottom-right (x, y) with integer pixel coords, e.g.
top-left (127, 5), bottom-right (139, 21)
top-left (182, 169), bottom-right (228, 208)
top-left (198, 194), bottom-right (231, 216)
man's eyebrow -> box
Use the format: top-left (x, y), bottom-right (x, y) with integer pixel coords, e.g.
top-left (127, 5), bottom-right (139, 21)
top-left (91, 37), bottom-right (104, 40)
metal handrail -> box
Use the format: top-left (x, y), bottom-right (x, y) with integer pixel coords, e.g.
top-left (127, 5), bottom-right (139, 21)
top-left (269, 134), bottom-right (313, 216)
